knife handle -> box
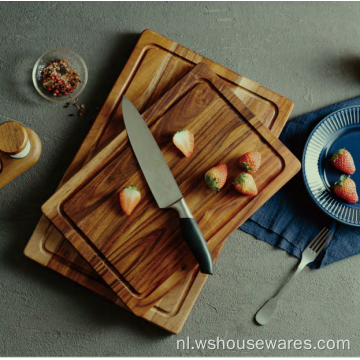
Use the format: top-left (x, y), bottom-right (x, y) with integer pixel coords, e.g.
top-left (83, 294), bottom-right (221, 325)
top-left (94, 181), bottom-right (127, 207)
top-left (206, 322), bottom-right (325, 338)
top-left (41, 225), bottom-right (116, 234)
top-left (170, 198), bottom-right (214, 275)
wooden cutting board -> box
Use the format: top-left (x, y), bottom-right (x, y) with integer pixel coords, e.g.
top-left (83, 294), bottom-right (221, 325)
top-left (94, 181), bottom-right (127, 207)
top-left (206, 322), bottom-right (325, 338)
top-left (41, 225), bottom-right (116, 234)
top-left (24, 29), bottom-right (294, 333)
top-left (42, 63), bottom-right (300, 317)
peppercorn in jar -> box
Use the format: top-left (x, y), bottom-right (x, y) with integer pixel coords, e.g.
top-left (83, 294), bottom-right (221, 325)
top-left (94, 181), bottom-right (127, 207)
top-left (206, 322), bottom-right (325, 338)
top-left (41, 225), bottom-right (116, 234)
top-left (42, 59), bottom-right (81, 97)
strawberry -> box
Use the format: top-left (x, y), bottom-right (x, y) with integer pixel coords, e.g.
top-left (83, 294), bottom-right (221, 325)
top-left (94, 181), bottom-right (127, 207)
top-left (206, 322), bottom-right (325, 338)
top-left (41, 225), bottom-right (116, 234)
top-left (330, 148), bottom-right (355, 175)
top-left (205, 163), bottom-right (228, 192)
top-left (119, 184), bottom-right (141, 216)
top-left (239, 151), bottom-right (261, 174)
top-left (234, 172), bottom-right (258, 196)
top-left (333, 175), bottom-right (358, 204)
top-left (173, 129), bottom-right (194, 158)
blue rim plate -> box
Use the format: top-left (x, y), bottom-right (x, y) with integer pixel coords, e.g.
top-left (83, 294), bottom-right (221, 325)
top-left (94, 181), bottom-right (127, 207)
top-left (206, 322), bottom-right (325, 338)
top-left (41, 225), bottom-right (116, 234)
top-left (302, 106), bottom-right (360, 227)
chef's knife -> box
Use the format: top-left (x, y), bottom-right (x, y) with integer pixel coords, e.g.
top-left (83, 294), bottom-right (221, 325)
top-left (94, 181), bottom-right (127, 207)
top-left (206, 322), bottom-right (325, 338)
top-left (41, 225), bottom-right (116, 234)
top-left (122, 96), bottom-right (214, 275)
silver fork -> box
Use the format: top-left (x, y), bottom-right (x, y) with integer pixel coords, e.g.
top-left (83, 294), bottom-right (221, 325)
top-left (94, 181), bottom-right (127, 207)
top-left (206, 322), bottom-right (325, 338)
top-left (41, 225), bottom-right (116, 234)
top-left (255, 228), bottom-right (333, 325)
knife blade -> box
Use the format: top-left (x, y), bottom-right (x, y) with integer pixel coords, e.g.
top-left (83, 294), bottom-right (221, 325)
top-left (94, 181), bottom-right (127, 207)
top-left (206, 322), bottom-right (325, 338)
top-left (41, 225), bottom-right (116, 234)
top-left (122, 96), bottom-right (214, 275)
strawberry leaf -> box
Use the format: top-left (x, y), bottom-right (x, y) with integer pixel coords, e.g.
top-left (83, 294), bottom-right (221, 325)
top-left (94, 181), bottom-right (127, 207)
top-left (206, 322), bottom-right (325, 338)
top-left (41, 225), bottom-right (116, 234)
top-left (205, 175), bottom-right (220, 192)
top-left (122, 184), bottom-right (140, 193)
top-left (174, 129), bottom-right (189, 135)
top-left (235, 173), bottom-right (247, 184)
top-left (239, 162), bottom-right (253, 172)
top-left (334, 174), bottom-right (348, 187)
top-left (331, 148), bottom-right (345, 162)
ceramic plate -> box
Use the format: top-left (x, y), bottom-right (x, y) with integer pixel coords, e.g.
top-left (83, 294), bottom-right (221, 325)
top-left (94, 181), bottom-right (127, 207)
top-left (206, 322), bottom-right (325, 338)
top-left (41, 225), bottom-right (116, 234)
top-left (303, 106), bottom-right (360, 226)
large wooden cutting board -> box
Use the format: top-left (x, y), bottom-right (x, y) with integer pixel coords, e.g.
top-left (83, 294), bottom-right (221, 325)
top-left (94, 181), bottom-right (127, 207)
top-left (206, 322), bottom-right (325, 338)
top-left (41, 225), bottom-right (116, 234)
top-left (42, 63), bottom-right (301, 317)
top-left (24, 29), bottom-right (294, 333)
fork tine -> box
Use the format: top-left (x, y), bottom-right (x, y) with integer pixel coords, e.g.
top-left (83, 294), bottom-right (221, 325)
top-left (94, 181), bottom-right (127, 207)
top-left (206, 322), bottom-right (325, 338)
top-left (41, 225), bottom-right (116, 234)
top-left (314, 231), bottom-right (333, 254)
top-left (307, 228), bottom-right (327, 249)
top-left (311, 228), bottom-right (330, 252)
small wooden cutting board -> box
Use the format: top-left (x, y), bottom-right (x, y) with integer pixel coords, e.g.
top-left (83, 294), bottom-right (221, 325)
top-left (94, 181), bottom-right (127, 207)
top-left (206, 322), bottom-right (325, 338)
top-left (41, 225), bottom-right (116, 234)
top-left (42, 63), bottom-right (300, 316)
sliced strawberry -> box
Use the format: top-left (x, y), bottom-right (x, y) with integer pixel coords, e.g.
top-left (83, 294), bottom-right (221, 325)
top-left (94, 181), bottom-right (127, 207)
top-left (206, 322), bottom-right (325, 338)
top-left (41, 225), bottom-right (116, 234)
top-left (119, 184), bottom-right (141, 216)
top-left (173, 129), bottom-right (194, 158)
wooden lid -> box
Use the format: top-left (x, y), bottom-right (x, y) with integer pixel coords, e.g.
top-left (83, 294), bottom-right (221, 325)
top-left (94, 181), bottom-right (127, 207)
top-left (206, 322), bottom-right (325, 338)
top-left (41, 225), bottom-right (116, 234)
top-left (0, 121), bottom-right (29, 155)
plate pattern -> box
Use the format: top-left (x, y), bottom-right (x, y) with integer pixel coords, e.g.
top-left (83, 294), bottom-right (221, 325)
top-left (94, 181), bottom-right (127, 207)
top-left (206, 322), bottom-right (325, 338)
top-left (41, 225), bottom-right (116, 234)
top-left (303, 106), bottom-right (360, 226)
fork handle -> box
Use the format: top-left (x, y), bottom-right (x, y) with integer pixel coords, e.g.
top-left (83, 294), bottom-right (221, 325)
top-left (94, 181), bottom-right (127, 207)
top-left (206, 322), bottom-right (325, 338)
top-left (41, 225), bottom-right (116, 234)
top-left (275, 262), bottom-right (306, 300)
top-left (255, 262), bottom-right (306, 325)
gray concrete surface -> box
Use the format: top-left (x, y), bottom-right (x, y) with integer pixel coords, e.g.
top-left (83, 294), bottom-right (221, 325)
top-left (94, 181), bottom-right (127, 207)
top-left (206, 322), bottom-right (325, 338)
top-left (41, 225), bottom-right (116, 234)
top-left (0, 1), bottom-right (359, 357)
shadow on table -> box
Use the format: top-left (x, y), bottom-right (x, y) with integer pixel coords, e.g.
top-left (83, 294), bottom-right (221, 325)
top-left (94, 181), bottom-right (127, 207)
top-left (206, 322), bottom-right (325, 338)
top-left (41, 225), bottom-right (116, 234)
top-left (320, 54), bottom-right (360, 84)
top-left (1, 32), bottom-right (172, 339)
top-left (338, 55), bottom-right (360, 81)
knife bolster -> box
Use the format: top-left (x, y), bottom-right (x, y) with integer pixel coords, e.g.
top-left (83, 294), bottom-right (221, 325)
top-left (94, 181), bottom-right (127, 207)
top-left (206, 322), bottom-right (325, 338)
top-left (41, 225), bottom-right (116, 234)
top-left (168, 198), bottom-right (193, 218)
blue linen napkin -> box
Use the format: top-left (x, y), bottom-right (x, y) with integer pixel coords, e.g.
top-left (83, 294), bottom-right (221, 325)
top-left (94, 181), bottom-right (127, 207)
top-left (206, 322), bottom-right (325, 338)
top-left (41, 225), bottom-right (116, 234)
top-left (241, 96), bottom-right (360, 268)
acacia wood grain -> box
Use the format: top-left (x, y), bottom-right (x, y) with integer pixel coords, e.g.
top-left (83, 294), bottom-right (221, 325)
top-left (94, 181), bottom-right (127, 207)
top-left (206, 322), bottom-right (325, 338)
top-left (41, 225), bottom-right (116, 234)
top-left (24, 29), bottom-right (294, 333)
top-left (42, 63), bottom-right (301, 317)
top-left (0, 121), bottom-right (29, 155)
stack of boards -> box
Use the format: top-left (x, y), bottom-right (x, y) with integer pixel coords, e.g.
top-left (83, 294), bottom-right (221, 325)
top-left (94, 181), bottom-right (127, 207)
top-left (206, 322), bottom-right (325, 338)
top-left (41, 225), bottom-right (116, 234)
top-left (25, 30), bottom-right (299, 334)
